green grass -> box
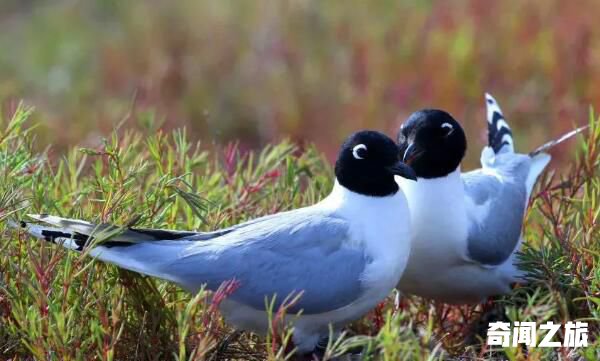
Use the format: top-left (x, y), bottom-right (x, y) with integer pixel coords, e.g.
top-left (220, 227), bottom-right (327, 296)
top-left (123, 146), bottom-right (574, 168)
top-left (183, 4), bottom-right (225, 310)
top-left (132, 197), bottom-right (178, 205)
top-left (0, 106), bottom-right (599, 360)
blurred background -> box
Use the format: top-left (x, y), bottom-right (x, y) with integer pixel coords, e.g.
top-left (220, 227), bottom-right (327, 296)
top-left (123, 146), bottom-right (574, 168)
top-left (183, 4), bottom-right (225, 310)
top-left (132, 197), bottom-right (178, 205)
top-left (0, 0), bottom-right (597, 165)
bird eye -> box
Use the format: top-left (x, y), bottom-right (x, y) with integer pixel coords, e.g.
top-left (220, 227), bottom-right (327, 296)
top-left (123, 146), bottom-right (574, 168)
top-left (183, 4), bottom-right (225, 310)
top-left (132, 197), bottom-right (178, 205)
top-left (441, 122), bottom-right (454, 136)
top-left (352, 144), bottom-right (367, 160)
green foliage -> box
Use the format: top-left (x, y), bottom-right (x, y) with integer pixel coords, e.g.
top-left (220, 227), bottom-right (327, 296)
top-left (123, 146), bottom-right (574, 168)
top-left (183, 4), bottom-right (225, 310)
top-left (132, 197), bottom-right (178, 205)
top-left (0, 107), bottom-right (599, 360)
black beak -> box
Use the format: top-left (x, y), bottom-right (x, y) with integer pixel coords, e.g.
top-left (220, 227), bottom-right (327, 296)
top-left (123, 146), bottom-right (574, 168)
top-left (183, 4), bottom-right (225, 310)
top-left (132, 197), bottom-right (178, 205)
top-left (402, 142), bottom-right (424, 166)
top-left (387, 161), bottom-right (417, 181)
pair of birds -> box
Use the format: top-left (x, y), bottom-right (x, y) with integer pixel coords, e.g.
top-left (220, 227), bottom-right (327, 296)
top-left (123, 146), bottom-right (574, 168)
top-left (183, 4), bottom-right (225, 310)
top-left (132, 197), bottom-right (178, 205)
top-left (17, 94), bottom-right (582, 355)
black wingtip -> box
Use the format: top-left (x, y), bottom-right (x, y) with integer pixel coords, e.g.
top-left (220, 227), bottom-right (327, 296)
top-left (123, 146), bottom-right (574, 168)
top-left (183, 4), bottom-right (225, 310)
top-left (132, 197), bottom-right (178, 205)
top-left (485, 93), bottom-right (514, 154)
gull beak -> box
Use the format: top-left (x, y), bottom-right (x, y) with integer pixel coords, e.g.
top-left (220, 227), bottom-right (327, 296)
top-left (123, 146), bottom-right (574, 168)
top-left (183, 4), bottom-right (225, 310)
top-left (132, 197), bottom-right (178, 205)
top-left (402, 143), bottom-right (424, 166)
top-left (387, 161), bottom-right (417, 181)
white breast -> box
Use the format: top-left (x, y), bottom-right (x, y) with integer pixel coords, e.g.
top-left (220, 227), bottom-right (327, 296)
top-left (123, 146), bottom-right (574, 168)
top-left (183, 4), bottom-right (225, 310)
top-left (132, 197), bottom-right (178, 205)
top-left (395, 170), bottom-right (471, 294)
top-left (397, 169), bottom-right (469, 261)
top-left (320, 181), bottom-right (412, 291)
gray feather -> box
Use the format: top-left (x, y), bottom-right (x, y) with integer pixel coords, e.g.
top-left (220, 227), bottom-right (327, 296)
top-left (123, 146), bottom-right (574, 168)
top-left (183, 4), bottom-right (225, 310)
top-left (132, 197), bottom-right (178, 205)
top-left (463, 153), bottom-right (531, 266)
top-left (23, 209), bottom-right (368, 315)
top-left (167, 208), bottom-right (369, 314)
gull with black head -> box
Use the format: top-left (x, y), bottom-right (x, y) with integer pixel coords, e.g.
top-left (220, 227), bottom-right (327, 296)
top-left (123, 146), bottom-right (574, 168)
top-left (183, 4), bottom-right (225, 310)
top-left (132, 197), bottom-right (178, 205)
top-left (15, 130), bottom-right (416, 356)
top-left (395, 94), bottom-right (586, 304)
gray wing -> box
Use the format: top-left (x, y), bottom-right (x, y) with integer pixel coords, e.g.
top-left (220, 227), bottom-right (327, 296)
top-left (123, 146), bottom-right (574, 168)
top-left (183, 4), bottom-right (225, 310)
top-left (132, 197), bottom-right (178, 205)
top-left (163, 208), bottom-right (370, 315)
top-left (462, 153), bottom-right (532, 266)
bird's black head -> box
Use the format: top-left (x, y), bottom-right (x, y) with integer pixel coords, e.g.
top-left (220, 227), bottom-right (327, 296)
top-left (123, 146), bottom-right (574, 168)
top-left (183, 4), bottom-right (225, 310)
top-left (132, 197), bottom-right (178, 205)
top-left (397, 109), bottom-right (467, 179)
top-left (335, 130), bottom-right (417, 197)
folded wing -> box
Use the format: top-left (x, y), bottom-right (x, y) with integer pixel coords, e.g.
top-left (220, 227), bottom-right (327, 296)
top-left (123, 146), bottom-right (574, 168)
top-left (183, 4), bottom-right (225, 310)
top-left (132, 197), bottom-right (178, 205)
top-left (169, 209), bottom-right (369, 314)
top-left (23, 209), bottom-right (369, 315)
top-left (462, 153), bottom-right (531, 266)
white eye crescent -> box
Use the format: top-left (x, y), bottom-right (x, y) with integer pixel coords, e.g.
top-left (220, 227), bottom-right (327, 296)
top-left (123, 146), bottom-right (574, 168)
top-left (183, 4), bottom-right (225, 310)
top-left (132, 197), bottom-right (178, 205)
top-left (441, 122), bottom-right (454, 136)
top-left (352, 144), bottom-right (367, 160)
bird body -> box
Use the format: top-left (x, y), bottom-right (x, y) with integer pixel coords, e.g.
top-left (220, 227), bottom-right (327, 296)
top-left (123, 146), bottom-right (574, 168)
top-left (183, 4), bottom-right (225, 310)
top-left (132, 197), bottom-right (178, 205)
top-left (18, 130), bottom-right (416, 353)
top-left (212, 181), bottom-right (410, 350)
top-left (396, 94), bottom-right (582, 304)
top-left (397, 155), bottom-right (546, 303)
